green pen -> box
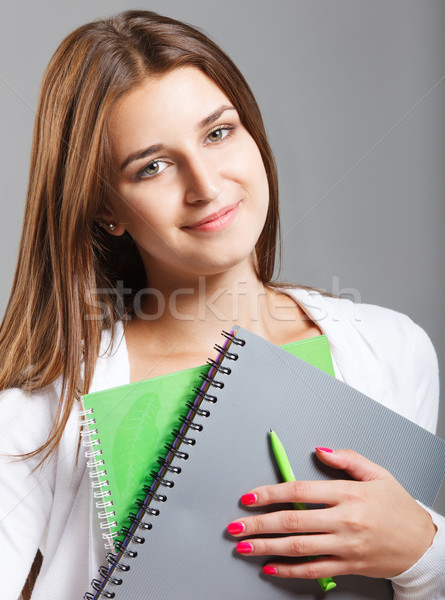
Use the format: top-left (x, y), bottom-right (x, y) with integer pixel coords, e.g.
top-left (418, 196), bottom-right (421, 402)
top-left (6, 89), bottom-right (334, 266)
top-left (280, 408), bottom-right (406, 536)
top-left (269, 429), bottom-right (337, 592)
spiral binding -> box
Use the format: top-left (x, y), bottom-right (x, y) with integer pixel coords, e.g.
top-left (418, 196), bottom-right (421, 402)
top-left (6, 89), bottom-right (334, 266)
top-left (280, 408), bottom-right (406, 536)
top-left (80, 407), bottom-right (119, 550)
top-left (84, 326), bottom-right (245, 600)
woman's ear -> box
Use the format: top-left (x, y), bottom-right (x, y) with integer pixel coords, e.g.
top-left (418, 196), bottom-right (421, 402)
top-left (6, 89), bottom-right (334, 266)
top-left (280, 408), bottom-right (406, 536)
top-left (94, 208), bottom-right (126, 236)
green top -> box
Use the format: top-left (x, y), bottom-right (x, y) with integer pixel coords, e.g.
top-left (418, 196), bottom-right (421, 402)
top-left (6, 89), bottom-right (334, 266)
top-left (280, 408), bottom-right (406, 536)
top-left (82, 334), bottom-right (335, 544)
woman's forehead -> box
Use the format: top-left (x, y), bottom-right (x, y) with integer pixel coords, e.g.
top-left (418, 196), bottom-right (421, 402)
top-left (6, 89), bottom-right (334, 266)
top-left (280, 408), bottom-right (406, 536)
top-left (109, 67), bottom-right (230, 129)
top-left (107, 67), bottom-right (234, 161)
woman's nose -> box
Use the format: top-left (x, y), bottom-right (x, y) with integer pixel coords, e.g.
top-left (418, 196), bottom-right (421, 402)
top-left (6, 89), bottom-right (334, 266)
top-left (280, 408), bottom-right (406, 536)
top-left (183, 156), bottom-right (223, 204)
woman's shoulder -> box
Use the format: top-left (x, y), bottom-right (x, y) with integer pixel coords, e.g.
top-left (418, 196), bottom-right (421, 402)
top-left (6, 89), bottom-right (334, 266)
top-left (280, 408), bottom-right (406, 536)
top-left (286, 286), bottom-right (439, 428)
top-left (0, 384), bottom-right (56, 419)
top-left (0, 385), bottom-right (57, 457)
top-left (323, 294), bottom-right (437, 367)
top-left (0, 319), bottom-right (127, 411)
top-left (287, 286), bottom-right (434, 351)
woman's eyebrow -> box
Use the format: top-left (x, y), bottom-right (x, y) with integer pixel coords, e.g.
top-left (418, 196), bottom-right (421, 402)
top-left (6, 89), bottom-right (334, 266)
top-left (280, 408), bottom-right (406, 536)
top-left (197, 104), bottom-right (237, 130)
top-left (120, 143), bottom-right (163, 173)
top-left (119, 105), bottom-right (237, 173)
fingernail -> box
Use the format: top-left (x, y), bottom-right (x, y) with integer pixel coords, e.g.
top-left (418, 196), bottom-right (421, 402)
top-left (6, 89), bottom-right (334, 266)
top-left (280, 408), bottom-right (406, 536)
top-left (316, 447), bottom-right (333, 453)
top-left (236, 542), bottom-right (254, 554)
top-left (240, 493), bottom-right (257, 505)
top-left (263, 566), bottom-right (277, 575)
top-left (228, 521), bottom-right (245, 535)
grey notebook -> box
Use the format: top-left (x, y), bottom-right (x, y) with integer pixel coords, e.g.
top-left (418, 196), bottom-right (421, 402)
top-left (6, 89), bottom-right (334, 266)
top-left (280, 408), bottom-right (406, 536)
top-left (87, 326), bottom-right (445, 599)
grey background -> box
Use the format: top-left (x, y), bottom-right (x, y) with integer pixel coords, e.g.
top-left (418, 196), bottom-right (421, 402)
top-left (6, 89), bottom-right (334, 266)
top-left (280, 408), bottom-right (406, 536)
top-left (1, 1), bottom-right (444, 513)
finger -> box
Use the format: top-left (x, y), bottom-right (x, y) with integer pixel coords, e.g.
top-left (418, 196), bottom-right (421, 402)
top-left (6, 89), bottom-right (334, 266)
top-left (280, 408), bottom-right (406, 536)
top-left (315, 447), bottom-right (390, 482)
top-left (228, 506), bottom-right (337, 538)
top-left (240, 479), bottom-right (343, 508)
top-left (235, 533), bottom-right (336, 558)
top-left (262, 557), bottom-right (353, 579)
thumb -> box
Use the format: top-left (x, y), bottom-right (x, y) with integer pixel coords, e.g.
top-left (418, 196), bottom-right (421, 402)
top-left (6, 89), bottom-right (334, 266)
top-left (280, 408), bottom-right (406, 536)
top-left (315, 447), bottom-right (390, 482)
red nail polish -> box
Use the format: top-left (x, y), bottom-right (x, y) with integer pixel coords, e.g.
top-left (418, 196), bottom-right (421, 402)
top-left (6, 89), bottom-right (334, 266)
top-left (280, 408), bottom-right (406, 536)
top-left (316, 447), bottom-right (333, 453)
top-left (228, 521), bottom-right (245, 535)
top-left (240, 493), bottom-right (257, 505)
top-left (236, 542), bottom-right (253, 554)
top-left (263, 566), bottom-right (277, 575)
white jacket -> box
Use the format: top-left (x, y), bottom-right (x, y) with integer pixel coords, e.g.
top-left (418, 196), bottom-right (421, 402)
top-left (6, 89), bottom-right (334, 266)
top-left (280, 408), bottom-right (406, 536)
top-left (0, 287), bottom-right (443, 599)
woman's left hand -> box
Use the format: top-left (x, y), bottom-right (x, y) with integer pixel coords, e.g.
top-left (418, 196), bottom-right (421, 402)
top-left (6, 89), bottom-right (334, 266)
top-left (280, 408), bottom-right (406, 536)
top-left (227, 448), bottom-right (437, 580)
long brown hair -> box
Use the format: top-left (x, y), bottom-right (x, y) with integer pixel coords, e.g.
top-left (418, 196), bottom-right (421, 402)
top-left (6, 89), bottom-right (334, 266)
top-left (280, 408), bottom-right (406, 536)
top-left (0, 10), bottom-right (287, 467)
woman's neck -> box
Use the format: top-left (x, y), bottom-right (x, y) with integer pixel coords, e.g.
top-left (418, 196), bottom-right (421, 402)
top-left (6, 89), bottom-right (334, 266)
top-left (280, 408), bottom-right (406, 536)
top-left (130, 272), bottom-right (273, 343)
top-left (123, 270), bottom-right (321, 382)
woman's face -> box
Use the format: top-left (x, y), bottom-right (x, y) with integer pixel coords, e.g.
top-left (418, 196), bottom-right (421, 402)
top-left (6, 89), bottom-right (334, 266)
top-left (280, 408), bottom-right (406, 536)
top-left (104, 66), bottom-right (269, 284)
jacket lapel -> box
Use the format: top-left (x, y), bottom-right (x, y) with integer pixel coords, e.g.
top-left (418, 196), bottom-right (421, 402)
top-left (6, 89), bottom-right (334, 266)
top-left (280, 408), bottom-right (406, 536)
top-left (281, 287), bottom-right (388, 405)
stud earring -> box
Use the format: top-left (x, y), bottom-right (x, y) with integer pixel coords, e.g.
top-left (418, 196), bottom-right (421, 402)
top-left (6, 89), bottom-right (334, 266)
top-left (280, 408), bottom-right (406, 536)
top-left (98, 220), bottom-right (117, 232)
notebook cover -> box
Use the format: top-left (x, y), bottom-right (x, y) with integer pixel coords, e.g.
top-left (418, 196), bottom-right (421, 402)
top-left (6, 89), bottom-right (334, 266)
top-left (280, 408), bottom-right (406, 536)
top-left (82, 334), bottom-right (334, 544)
top-left (91, 326), bottom-right (445, 599)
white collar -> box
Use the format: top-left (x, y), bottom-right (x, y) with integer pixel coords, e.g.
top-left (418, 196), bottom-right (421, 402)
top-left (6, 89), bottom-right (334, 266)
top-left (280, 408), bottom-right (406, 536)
top-left (94, 286), bottom-right (386, 404)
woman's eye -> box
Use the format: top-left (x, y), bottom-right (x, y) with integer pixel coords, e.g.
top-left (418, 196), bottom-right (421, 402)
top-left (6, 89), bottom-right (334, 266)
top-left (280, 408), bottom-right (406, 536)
top-left (206, 126), bottom-right (233, 143)
top-left (138, 160), bottom-right (168, 179)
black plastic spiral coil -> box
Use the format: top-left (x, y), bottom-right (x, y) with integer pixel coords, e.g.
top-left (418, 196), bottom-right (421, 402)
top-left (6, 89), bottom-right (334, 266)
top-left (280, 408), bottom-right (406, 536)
top-left (221, 329), bottom-right (246, 345)
top-left (134, 499), bottom-right (160, 515)
top-left (84, 328), bottom-right (245, 600)
top-left (128, 512), bottom-right (152, 530)
top-left (214, 343), bottom-right (238, 360)
top-left (99, 566), bottom-right (123, 586)
top-left (157, 457), bottom-right (182, 473)
top-left (106, 552), bottom-right (129, 571)
top-left (141, 487), bottom-right (167, 502)
top-left (118, 527), bottom-right (145, 544)
top-left (192, 386), bottom-right (217, 403)
top-left (170, 428), bottom-right (196, 445)
top-left (199, 372), bottom-right (225, 388)
top-left (185, 401), bottom-right (211, 417)
top-left (206, 357), bottom-right (232, 374)
top-left (178, 415), bottom-right (203, 431)
top-left (164, 443), bottom-right (188, 460)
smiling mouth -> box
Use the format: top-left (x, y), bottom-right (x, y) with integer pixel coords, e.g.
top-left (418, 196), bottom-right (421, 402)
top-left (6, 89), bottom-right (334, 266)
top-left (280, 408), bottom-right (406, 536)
top-left (182, 201), bottom-right (241, 232)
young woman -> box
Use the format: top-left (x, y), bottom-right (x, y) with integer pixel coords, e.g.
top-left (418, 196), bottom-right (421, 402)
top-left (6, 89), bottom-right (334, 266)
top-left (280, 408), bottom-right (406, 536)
top-left (0, 10), bottom-right (443, 600)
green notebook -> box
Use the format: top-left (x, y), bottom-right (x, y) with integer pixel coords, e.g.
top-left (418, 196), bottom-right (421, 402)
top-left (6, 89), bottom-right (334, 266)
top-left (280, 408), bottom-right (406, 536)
top-left (81, 334), bottom-right (334, 549)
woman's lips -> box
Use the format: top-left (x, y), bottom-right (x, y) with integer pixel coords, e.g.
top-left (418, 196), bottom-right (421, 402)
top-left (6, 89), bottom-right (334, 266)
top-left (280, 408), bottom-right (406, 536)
top-left (183, 202), bottom-right (240, 232)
